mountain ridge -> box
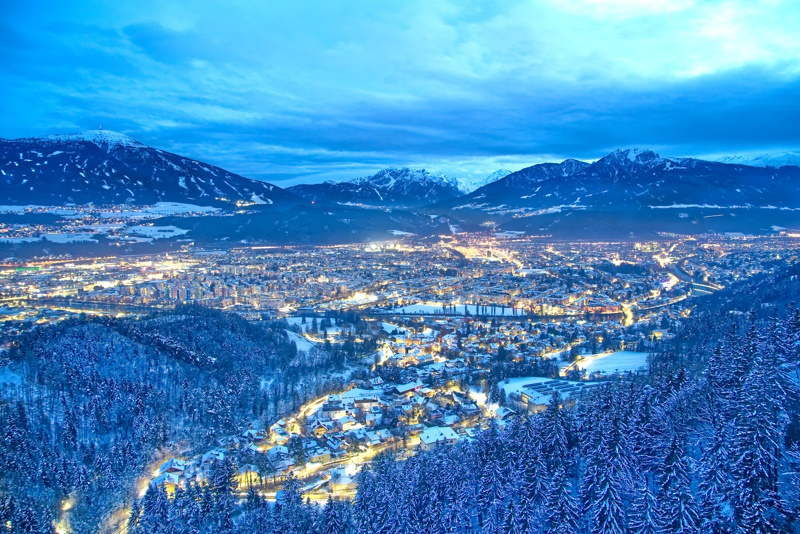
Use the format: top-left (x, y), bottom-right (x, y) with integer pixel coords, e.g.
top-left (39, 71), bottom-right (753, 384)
top-left (288, 167), bottom-right (463, 207)
top-left (0, 130), bottom-right (297, 208)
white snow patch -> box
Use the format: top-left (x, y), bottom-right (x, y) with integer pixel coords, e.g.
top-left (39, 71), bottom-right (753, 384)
top-left (126, 225), bottom-right (188, 239)
top-left (574, 351), bottom-right (649, 376)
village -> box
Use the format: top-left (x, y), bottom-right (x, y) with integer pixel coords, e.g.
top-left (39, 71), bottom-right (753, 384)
top-left (142, 310), bottom-right (650, 503)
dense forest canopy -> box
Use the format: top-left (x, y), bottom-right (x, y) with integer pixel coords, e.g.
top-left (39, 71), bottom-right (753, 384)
top-left (0, 307), bottom-right (350, 532)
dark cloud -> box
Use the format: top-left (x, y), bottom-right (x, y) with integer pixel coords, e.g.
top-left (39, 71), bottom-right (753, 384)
top-left (1, 1), bottom-right (799, 184)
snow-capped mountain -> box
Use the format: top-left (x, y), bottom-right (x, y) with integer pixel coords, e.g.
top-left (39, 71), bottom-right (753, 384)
top-left (448, 149), bottom-right (800, 216)
top-left (288, 168), bottom-right (463, 207)
top-left (456, 169), bottom-right (514, 193)
top-left (714, 151), bottom-right (800, 169)
top-left (0, 130), bottom-right (295, 207)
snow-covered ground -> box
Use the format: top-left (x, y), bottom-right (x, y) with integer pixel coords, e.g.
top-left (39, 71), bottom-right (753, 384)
top-left (380, 322), bottom-right (408, 336)
top-left (284, 330), bottom-right (316, 353)
top-left (0, 366), bottom-right (21, 387)
top-left (126, 225), bottom-right (189, 239)
top-left (285, 317), bottom-right (345, 336)
top-left (44, 232), bottom-right (98, 243)
top-left (574, 351), bottom-right (649, 376)
top-left (99, 202), bottom-right (219, 219)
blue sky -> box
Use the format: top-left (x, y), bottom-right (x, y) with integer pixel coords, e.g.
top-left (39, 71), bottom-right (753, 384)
top-left (2, 0), bottom-right (800, 185)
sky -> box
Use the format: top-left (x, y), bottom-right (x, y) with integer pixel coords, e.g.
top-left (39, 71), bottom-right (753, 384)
top-left (2, 0), bottom-right (800, 186)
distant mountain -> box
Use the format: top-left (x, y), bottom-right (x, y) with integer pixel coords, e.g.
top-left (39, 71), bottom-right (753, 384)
top-left (715, 151), bottom-right (800, 168)
top-left (456, 169), bottom-right (514, 193)
top-left (4, 133), bottom-right (800, 248)
top-left (452, 148), bottom-right (800, 210)
top-left (434, 148), bottom-right (800, 237)
top-left (0, 130), bottom-right (296, 207)
top-left (288, 168), bottom-right (463, 207)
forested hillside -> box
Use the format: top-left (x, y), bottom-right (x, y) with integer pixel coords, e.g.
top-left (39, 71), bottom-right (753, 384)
top-left (0, 307), bottom-right (349, 532)
top-left (126, 272), bottom-right (800, 534)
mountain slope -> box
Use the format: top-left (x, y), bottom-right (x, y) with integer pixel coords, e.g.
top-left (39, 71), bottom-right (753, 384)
top-left (449, 149), bottom-right (800, 212)
top-left (289, 168), bottom-right (463, 207)
top-left (0, 130), bottom-right (297, 207)
top-left (431, 149), bottom-right (800, 237)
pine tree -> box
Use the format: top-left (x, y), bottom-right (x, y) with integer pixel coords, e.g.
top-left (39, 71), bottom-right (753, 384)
top-left (321, 496), bottom-right (348, 534)
top-left (659, 436), bottom-right (698, 534)
top-left (628, 477), bottom-right (660, 534)
top-left (128, 498), bottom-right (142, 532)
top-left (545, 465), bottom-right (579, 534)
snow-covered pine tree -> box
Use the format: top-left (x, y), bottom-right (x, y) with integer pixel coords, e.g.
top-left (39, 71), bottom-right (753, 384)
top-left (545, 465), bottom-right (579, 534)
top-left (628, 476), bottom-right (660, 534)
top-left (658, 435), bottom-right (699, 534)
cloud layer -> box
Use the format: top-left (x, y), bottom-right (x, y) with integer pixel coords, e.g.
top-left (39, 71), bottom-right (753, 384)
top-left (2, 0), bottom-right (799, 184)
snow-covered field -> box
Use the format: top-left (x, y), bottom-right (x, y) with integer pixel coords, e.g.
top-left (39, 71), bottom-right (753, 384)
top-left (44, 232), bottom-right (98, 243)
top-left (574, 351), bottom-right (649, 375)
top-left (284, 330), bottom-right (316, 353)
top-left (126, 225), bottom-right (189, 239)
top-left (285, 317), bottom-right (345, 336)
top-left (380, 322), bottom-right (408, 336)
top-left (99, 202), bottom-right (219, 219)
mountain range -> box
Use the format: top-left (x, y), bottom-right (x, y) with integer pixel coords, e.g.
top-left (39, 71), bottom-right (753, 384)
top-left (714, 151), bottom-right (800, 168)
top-left (2, 132), bottom-right (800, 252)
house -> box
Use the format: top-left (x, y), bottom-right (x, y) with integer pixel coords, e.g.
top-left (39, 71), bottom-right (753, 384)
top-left (242, 428), bottom-right (265, 441)
top-left (368, 377), bottom-right (385, 388)
top-left (158, 458), bottom-right (186, 475)
top-left (336, 415), bottom-right (358, 432)
top-left (419, 426), bottom-right (459, 450)
top-left (494, 406), bottom-right (516, 420)
top-left (266, 445), bottom-right (289, 462)
top-left (321, 403), bottom-right (347, 421)
top-left (307, 447), bottom-right (331, 464)
top-left (151, 471), bottom-right (182, 492)
top-left (271, 426), bottom-right (290, 444)
top-left (201, 448), bottom-right (226, 465)
top-left (365, 431), bottom-right (382, 448)
top-left (392, 380), bottom-right (423, 396)
top-left (365, 411), bottom-right (382, 428)
top-left (308, 419), bottom-right (330, 438)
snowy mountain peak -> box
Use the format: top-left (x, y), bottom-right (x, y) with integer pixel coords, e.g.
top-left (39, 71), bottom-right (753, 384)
top-left (289, 167), bottom-right (463, 206)
top-left (594, 149), bottom-right (664, 174)
top-left (458, 169), bottom-right (513, 193)
top-left (361, 167), bottom-right (459, 188)
top-left (485, 169), bottom-right (513, 183)
top-left (714, 151), bottom-right (800, 168)
top-left (45, 130), bottom-right (145, 151)
top-left (605, 148), bottom-right (662, 164)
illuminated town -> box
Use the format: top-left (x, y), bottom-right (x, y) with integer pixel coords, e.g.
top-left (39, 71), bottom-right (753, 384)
top-left (3, 232), bottom-right (797, 507)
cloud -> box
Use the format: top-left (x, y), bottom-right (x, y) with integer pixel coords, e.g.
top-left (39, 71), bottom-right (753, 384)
top-left (1, 0), bottom-right (799, 185)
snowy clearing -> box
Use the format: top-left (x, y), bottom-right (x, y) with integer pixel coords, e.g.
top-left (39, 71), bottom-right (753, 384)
top-left (126, 225), bottom-right (189, 239)
top-left (574, 351), bottom-right (649, 376)
top-left (285, 330), bottom-right (316, 353)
